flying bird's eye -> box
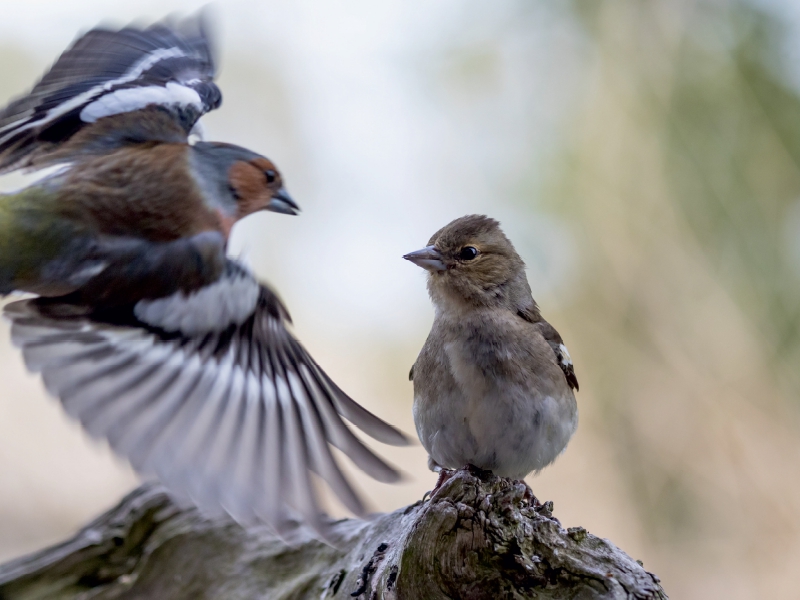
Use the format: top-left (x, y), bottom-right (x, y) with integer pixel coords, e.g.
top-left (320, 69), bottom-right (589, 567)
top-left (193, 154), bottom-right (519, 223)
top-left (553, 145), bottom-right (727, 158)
top-left (265, 170), bottom-right (277, 184)
top-left (459, 246), bottom-right (479, 261)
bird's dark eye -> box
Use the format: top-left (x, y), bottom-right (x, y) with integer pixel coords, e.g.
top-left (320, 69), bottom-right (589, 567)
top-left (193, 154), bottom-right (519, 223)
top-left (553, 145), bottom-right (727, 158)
top-left (459, 246), bottom-right (479, 261)
top-left (265, 170), bottom-right (277, 184)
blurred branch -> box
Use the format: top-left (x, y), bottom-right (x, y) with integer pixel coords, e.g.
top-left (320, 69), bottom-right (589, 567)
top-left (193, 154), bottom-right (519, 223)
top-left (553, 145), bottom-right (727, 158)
top-left (0, 471), bottom-right (666, 599)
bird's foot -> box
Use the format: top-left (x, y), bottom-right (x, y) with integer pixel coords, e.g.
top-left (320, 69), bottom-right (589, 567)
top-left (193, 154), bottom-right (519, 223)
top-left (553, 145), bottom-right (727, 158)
top-left (433, 467), bottom-right (456, 492)
top-left (422, 467), bottom-right (455, 502)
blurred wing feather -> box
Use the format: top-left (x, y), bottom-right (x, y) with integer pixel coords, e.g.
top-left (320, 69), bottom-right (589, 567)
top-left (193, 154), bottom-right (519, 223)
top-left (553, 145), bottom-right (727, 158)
top-left (4, 262), bottom-right (408, 539)
top-left (0, 15), bottom-right (219, 173)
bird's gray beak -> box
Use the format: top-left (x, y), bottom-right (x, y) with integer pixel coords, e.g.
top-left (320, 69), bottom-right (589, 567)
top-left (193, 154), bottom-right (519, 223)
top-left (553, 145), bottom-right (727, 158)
top-left (267, 188), bottom-right (300, 215)
top-left (403, 245), bottom-right (447, 272)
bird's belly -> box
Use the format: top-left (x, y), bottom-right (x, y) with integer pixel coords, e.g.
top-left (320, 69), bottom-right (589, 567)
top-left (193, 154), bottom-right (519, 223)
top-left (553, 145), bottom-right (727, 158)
top-left (414, 385), bottom-right (577, 479)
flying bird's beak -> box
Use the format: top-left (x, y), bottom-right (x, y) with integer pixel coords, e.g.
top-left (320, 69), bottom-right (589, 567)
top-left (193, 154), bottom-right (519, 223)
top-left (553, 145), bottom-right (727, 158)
top-left (403, 245), bottom-right (447, 272)
top-left (267, 187), bottom-right (300, 215)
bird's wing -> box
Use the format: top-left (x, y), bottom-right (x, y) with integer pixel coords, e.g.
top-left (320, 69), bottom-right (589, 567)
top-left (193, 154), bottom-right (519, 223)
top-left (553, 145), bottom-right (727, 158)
top-left (517, 308), bottom-right (579, 392)
top-left (534, 320), bottom-right (579, 392)
top-left (4, 260), bottom-right (409, 540)
top-left (0, 15), bottom-right (220, 173)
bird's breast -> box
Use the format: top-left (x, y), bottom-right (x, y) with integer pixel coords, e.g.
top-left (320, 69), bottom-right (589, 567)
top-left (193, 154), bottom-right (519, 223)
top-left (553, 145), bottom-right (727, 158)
top-left (413, 315), bottom-right (578, 478)
top-left (443, 340), bottom-right (489, 399)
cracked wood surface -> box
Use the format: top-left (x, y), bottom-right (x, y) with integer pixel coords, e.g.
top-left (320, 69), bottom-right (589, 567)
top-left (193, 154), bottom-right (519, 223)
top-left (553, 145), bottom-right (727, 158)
top-left (0, 469), bottom-right (667, 599)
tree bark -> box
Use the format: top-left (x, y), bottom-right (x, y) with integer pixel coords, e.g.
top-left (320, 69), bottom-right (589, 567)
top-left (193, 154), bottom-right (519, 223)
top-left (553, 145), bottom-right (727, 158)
top-left (0, 469), bottom-right (667, 599)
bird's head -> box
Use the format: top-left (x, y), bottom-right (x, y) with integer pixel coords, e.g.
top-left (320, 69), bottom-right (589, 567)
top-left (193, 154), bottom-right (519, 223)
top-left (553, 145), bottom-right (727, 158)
top-left (404, 214), bottom-right (529, 310)
top-left (191, 142), bottom-right (299, 231)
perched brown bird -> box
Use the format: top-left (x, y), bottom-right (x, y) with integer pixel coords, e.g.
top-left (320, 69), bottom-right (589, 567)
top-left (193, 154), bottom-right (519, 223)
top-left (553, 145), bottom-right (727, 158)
top-left (0, 15), bottom-right (408, 539)
top-left (404, 215), bottom-right (578, 481)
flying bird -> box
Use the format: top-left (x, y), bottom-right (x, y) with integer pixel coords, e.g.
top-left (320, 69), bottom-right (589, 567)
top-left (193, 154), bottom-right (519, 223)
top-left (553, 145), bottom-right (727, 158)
top-left (405, 215), bottom-right (578, 483)
top-left (0, 15), bottom-right (408, 539)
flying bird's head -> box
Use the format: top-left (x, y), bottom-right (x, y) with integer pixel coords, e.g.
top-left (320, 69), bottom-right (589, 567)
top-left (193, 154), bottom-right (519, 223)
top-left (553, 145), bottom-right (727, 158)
top-left (404, 214), bottom-right (530, 310)
top-left (191, 141), bottom-right (298, 234)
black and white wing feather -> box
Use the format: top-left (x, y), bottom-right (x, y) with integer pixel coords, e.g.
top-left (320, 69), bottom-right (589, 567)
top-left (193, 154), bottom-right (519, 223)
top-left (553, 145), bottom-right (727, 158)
top-left (5, 262), bottom-right (408, 539)
top-left (0, 15), bottom-right (220, 173)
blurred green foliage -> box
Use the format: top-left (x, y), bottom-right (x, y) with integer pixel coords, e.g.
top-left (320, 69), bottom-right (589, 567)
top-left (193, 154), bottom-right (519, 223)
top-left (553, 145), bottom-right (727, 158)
top-left (665, 4), bottom-right (800, 369)
top-left (574, 0), bottom-right (800, 378)
top-left (552, 0), bottom-right (800, 558)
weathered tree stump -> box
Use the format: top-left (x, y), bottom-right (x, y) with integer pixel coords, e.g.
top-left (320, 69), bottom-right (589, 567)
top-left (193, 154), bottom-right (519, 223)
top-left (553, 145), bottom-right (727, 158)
top-left (0, 469), bottom-right (667, 599)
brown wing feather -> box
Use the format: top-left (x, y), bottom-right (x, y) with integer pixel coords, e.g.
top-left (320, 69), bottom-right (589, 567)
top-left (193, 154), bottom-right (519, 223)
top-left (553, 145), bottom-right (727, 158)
top-left (517, 308), bottom-right (579, 392)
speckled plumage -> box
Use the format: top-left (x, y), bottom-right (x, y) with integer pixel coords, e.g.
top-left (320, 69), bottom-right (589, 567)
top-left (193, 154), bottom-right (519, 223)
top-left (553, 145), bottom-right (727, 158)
top-left (406, 215), bottom-right (578, 478)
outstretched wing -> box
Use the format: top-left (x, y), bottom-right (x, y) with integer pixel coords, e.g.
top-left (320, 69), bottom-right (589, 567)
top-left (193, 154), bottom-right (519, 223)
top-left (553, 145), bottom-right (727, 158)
top-left (5, 261), bottom-right (409, 540)
top-left (0, 15), bottom-right (220, 173)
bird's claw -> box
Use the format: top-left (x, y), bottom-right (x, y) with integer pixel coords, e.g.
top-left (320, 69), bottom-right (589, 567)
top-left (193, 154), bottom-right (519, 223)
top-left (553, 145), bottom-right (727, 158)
top-left (422, 467), bottom-right (456, 501)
